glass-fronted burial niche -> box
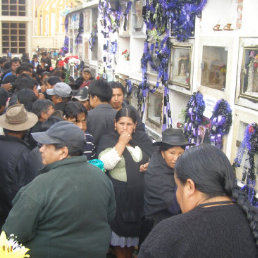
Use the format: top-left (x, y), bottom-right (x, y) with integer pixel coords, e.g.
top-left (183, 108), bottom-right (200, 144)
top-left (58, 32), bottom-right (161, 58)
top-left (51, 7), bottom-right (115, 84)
top-left (170, 45), bottom-right (192, 89)
top-left (240, 47), bottom-right (258, 101)
top-left (235, 121), bottom-right (258, 190)
top-left (128, 84), bottom-right (142, 116)
top-left (147, 92), bottom-right (163, 126)
top-left (201, 46), bottom-right (228, 91)
top-left (132, 0), bottom-right (144, 33)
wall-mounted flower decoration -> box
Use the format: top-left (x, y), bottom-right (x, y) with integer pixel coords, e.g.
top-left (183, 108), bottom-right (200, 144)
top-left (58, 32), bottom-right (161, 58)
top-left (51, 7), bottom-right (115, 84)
top-left (122, 49), bottom-right (130, 61)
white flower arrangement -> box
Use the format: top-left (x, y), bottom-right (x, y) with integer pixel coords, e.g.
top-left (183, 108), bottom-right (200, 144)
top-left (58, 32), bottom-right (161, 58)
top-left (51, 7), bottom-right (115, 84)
top-left (0, 231), bottom-right (30, 257)
top-left (68, 57), bottom-right (80, 66)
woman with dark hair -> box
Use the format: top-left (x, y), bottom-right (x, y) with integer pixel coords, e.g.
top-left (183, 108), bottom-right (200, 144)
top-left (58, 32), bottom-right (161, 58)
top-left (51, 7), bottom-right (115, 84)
top-left (74, 67), bottom-right (94, 89)
top-left (139, 144), bottom-right (258, 258)
top-left (98, 107), bottom-right (150, 258)
top-left (139, 128), bottom-right (193, 246)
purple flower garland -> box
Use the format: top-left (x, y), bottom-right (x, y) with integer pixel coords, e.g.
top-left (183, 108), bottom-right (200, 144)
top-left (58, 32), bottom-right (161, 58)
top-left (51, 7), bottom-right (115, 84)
top-left (139, 30), bottom-right (172, 126)
top-left (184, 91), bottom-right (205, 145)
top-left (75, 12), bottom-right (84, 45)
top-left (62, 16), bottom-right (69, 55)
top-left (210, 99), bottom-right (232, 149)
top-left (89, 31), bottom-right (97, 51)
top-left (234, 123), bottom-right (258, 207)
top-left (125, 79), bottom-right (132, 96)
top-left (138, 0), bottom-right (207, 130)
top-left (123, 1), bottom-right (132, 31)
top-left (62, 36), bottom-right (69, 55)
top-left (98, 0), bottom-right (132, 78)
top-left (143, 0), bottom-right (207, 41)
top-left (99, 0), bottom-right (122, 35)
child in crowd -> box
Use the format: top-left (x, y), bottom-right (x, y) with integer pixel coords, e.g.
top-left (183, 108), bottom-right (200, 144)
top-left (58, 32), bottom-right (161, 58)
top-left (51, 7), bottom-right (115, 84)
top-left (64, 101), bottom-right (96, 160)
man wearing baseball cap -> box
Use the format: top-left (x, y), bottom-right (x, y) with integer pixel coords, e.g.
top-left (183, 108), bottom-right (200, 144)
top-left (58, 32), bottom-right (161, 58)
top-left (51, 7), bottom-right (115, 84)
top-left (3, 121), bottom-right (116, 258)
top-left (46, 82), bottom-right (72, 112)
top-left (0, 104), bottom-right (41, 228)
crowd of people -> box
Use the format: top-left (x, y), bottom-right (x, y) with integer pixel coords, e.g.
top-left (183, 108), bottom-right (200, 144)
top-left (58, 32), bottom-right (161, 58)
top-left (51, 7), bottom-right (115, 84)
top-left (0, 53), bottom-right (257, 258)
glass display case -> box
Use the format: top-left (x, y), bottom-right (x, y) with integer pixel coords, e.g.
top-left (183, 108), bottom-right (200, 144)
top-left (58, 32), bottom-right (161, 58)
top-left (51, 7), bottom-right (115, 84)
top-left (147, 91), bottom-right (163, 126)
top-left (235, 38), bottom-right (258, 110)
top-left (240, 47), bottom-right (258, 101)
top-left (170, 45), bottom-right (192, 89)
top-left (119, 0), bottom-right (130, 37)
top-left (129, 84), bottom-right (140, 113)
top-left (132, 0), bottom-right (145, 36)
top-left (201, 46), bottom-right (228, 91)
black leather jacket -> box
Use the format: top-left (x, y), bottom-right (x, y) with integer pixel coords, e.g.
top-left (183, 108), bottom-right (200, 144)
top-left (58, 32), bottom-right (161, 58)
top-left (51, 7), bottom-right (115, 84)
top-left (0, 135), bottom-right (42, 228)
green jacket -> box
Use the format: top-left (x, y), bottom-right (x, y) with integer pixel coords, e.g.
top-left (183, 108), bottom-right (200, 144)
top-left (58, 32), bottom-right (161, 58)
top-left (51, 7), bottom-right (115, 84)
top-left (3, 156), bottom-right (116, 258)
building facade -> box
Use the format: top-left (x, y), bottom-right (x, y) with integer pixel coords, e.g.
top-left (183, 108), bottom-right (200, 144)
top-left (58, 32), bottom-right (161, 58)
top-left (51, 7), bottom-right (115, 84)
top-left (32, 0), bottom-right (82, 53)
top-left (0, 0), bottom-right (33, 56)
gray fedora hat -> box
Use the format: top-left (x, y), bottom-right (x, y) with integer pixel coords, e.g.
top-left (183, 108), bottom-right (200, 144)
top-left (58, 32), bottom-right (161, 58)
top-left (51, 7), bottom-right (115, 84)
top-left (0, 104), bottom-right (38, 131)
top-left (153, 128), bottom-right (194, 147)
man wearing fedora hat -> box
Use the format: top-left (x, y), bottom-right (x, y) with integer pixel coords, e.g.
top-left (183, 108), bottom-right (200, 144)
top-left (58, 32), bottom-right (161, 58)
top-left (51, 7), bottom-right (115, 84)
top-left (139, 128), bottom-right (194, 247)
top-left (0, 103), bottom-right (42, 228)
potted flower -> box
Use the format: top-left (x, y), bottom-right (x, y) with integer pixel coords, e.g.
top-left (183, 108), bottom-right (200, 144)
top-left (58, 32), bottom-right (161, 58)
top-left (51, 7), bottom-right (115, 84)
top-left (122, 49), bottom-right (130, 61)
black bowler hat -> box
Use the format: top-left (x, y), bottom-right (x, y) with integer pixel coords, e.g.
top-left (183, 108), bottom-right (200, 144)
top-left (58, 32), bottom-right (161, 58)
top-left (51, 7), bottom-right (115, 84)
top-left (72, 87), bottom-right (89, 101)
top-left (153, 128), bottom-right (195, 147)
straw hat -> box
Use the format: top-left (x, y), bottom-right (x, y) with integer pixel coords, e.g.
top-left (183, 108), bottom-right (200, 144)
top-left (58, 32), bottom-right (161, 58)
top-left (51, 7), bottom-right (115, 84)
top-left (0, 104), bottom-right (38, 131)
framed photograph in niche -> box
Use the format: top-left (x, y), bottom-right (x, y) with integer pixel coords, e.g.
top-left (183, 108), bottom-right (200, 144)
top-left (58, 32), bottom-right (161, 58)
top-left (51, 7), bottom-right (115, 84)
top-left (201, 46), bottom-right (228, 91)
top-left (240, 47), bottom-right (258, 101)
top-left (147, 91), bottom-right (163, 126)
top-left (132, 0), bottom-right (145, 35)
top-left (169, 45), bottom-right (192, 89)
